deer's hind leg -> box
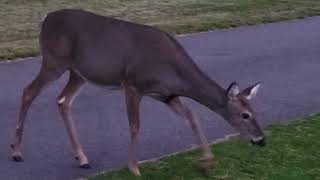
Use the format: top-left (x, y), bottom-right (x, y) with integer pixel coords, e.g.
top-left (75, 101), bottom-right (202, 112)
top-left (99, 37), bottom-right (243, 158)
top-left (56, 70), bottom-right (89, 168)
top-left (11, 56), bottom-right (66, 162)
top-left (125, 86), bottom-right (142, 176)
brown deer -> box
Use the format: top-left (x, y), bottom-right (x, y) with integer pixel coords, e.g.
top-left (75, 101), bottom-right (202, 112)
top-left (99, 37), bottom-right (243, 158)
top-left (11, 9), bottom-right (265, 176)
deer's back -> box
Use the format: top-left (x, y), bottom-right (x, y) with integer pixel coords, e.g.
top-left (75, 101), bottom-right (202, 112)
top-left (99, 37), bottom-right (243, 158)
top-left (40, 9), bottom-right (200, 95)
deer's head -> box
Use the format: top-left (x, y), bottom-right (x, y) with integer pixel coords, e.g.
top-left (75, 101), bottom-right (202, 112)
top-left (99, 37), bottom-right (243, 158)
top-left (221, 82), bottom-right (265, 147)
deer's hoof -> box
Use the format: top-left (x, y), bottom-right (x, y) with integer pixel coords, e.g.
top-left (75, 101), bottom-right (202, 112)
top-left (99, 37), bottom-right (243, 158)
top-left (196, 156), bottom-right (216, 171)
top-left (79, 163), bottom-right (91, 169)
top-left (12, 155), bottom-right (24, 162)
top-left (129, 164), bottom-right (141, 176)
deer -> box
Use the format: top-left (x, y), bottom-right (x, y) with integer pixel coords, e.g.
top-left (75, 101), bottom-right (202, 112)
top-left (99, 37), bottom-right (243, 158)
top-left (11, 9), bottom-right (265, 176)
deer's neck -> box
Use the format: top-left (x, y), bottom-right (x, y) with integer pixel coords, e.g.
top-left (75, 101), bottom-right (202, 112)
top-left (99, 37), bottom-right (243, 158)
top-left (181, 70), bottom-right (228, 113)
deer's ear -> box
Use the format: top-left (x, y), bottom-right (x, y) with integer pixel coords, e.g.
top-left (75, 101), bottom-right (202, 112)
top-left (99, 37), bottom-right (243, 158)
top-left (227, 82), bottom-right (240, 99)
top-left (241, 82), bottom-right (261, 100)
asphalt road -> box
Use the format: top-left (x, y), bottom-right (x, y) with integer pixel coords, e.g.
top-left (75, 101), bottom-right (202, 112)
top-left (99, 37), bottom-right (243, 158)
top-left (1, 16), bottom-right (320, 180)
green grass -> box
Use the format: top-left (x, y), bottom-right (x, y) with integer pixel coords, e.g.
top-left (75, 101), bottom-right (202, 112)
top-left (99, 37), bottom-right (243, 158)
top-left (1, 0), bottom-right (320, 60)
top-left (91, 114), bottom-right (320, 180)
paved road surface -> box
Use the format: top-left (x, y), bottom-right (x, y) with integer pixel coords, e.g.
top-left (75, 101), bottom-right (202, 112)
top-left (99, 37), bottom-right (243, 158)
top-left (0, 17), bottom-right (320, 180)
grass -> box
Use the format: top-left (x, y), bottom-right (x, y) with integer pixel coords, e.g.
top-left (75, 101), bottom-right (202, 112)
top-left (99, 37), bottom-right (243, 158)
top-left (91, 114), bottom-right (320, 180)
top-left (1, 0), bottom-right (320, 60)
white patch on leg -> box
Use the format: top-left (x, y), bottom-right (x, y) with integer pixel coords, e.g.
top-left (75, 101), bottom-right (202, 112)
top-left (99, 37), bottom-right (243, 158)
top-left (12, 151), bottom-right (22, 157)
top-left (57, 96), bottom-right (66, 104)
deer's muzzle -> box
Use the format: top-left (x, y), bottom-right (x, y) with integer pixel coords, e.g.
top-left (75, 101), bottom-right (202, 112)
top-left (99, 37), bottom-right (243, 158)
top-left (250, 136), bottom-right (266, 147)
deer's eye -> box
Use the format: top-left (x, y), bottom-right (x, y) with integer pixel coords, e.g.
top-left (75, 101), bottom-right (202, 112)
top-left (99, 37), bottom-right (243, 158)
top-left (241, 113), bottom-right (250, 119)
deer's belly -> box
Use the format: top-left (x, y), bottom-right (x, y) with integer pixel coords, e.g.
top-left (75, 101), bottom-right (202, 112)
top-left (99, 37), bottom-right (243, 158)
top-left (72, 66), bottom-right (124, 88)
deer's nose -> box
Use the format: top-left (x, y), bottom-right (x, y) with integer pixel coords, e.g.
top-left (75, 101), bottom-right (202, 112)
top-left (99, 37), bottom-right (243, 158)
top-left (250, 136), bottom-right (266, 147)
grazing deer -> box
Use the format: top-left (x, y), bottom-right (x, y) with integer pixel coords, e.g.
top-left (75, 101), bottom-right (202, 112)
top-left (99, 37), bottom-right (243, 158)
top-left (11, 9), bottom-right (265, 175)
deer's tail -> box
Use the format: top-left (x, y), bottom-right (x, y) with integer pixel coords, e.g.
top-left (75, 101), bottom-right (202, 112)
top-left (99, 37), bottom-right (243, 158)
top-left (39, 14), bottom-right (47, 29)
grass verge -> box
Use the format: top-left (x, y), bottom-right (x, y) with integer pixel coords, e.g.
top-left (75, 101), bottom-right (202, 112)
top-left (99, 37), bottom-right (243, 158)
top-left (1, 0), bottom-right (320, 60)
top-left (91, 114), bottom-right (320, 180)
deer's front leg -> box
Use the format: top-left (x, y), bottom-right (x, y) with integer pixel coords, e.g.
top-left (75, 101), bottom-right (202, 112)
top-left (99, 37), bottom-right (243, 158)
top-left (125, 86), bottom-right (142, 176)
top-left (167, 97), bottom-right (215, 169)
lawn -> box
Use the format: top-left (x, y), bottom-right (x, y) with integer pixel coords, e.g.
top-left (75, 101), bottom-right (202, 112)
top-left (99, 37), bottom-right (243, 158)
top-left (1, 0), bottom-right (320, 60)
top-left (91, 114), bottom-right (320, 180)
